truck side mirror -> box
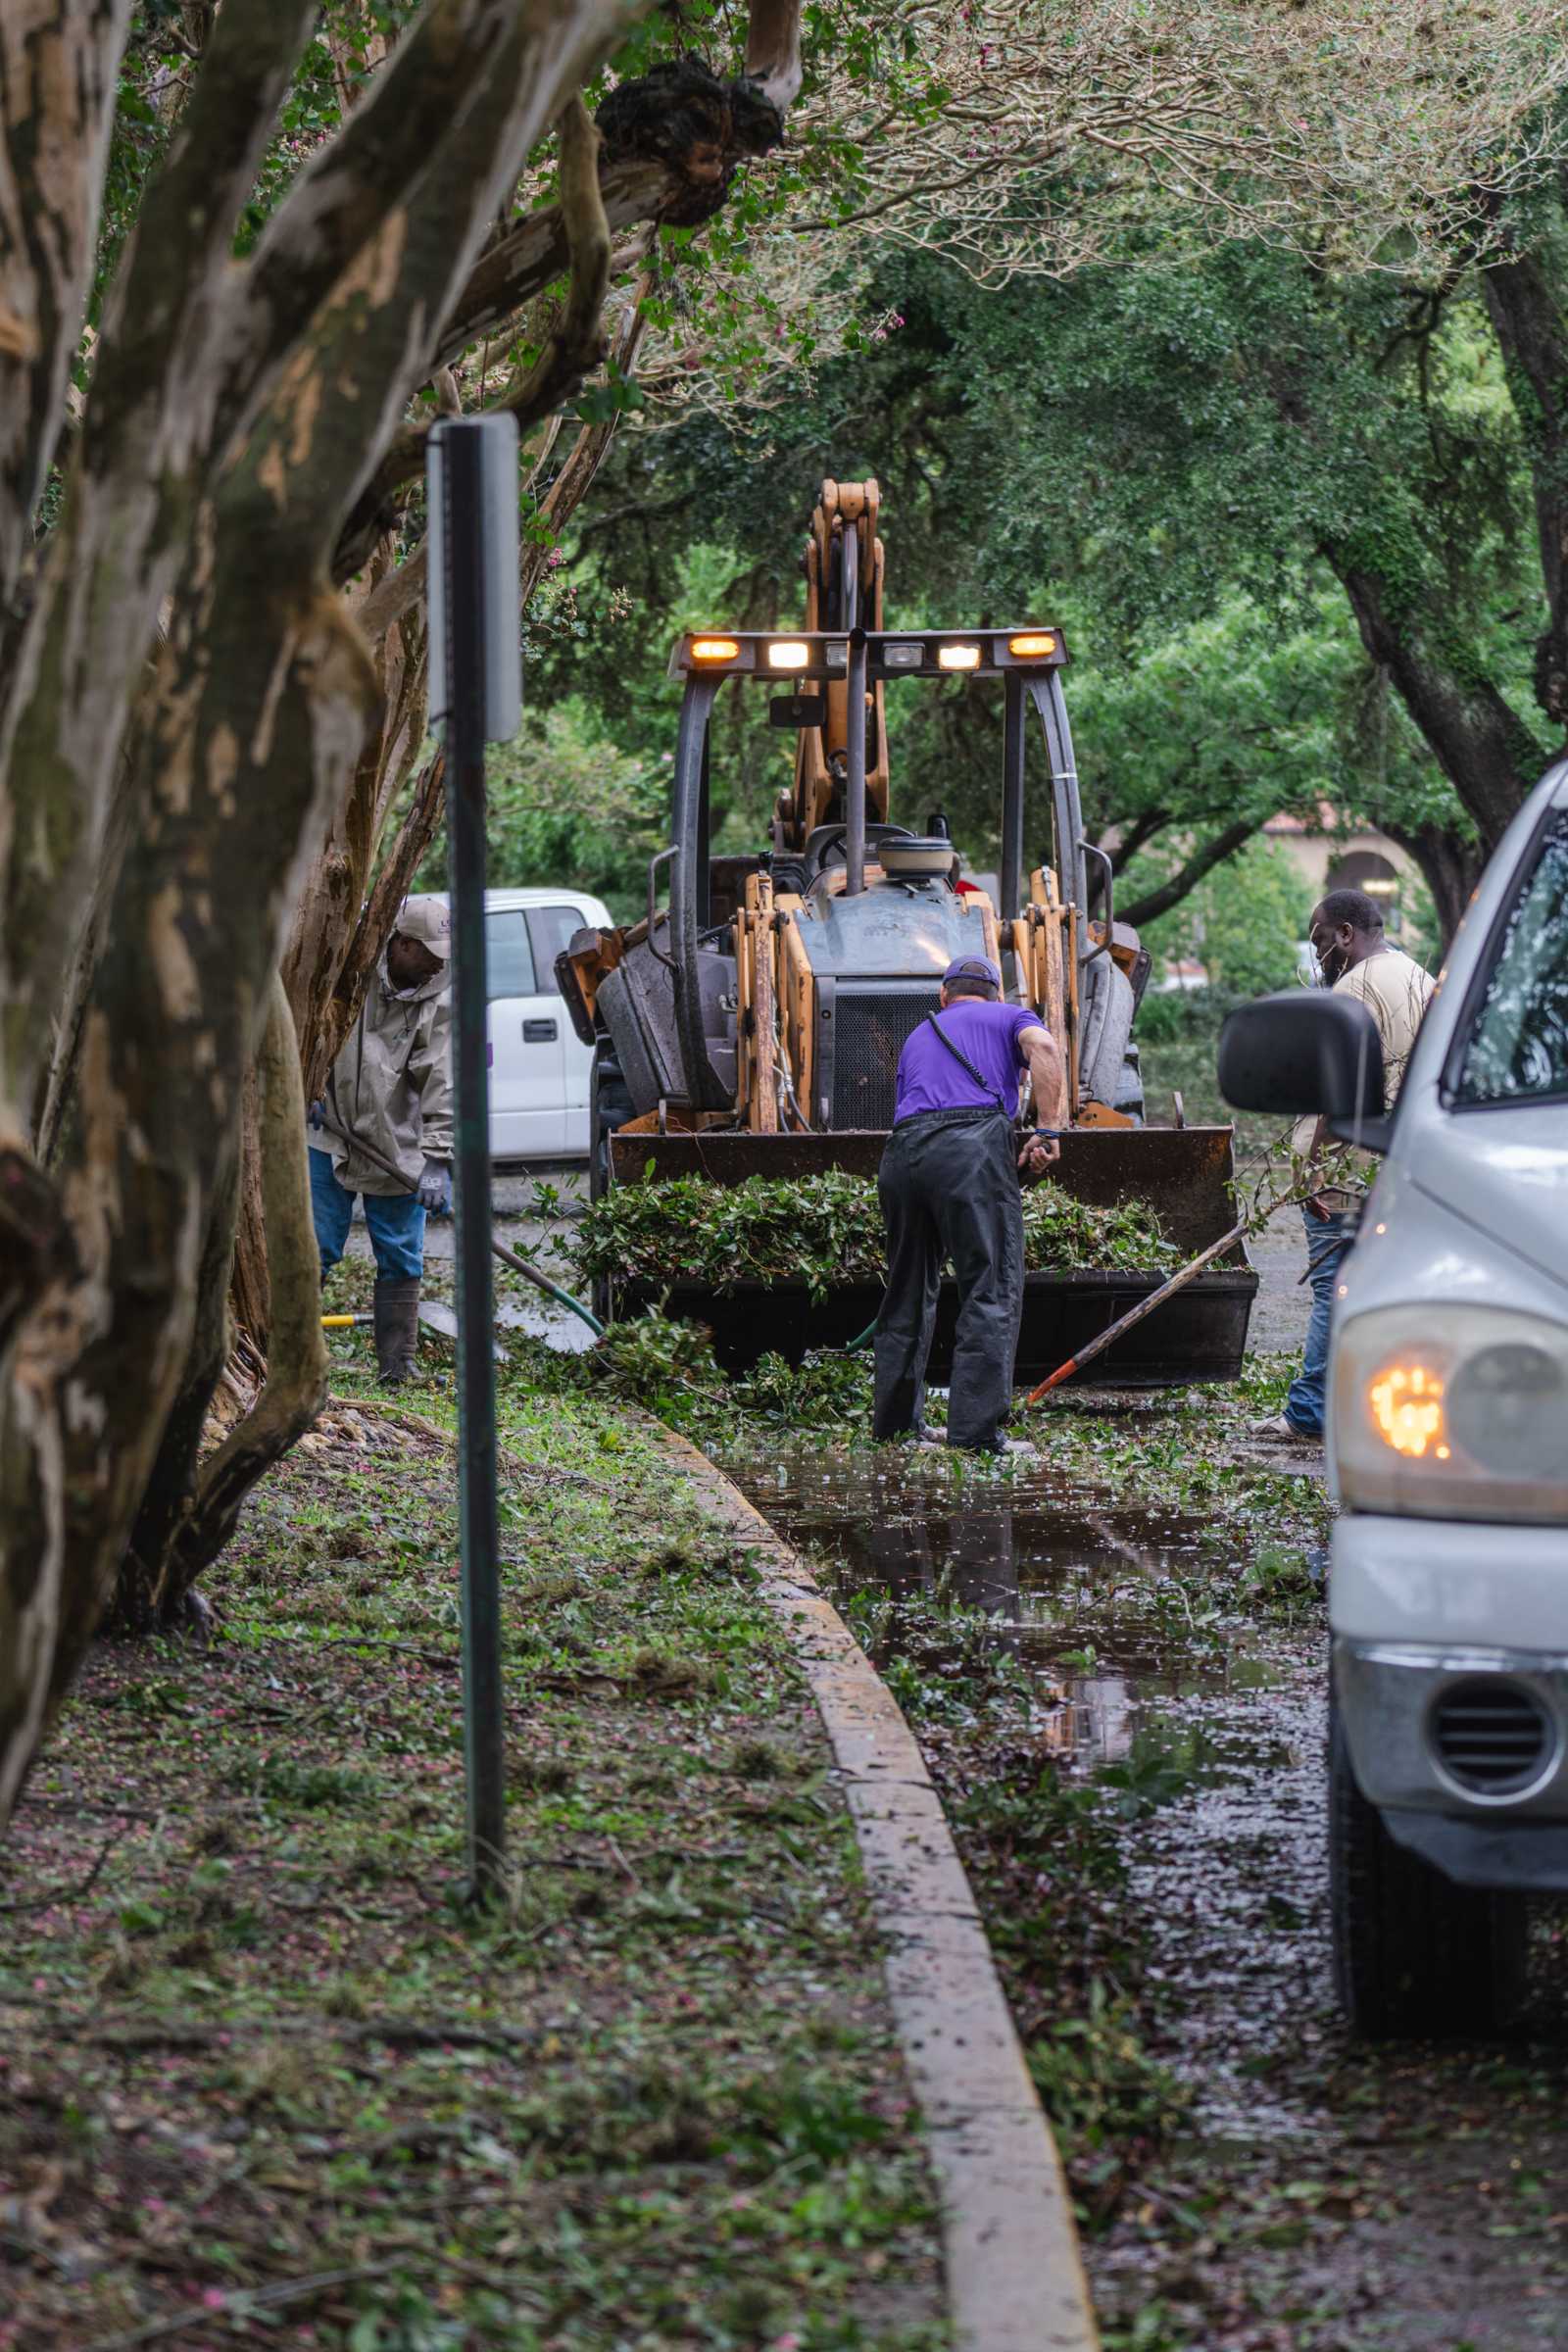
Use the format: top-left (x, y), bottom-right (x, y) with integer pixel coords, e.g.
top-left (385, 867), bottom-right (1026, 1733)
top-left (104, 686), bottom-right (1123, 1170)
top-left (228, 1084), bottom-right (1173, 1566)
top-left (1217, 992), bottom-right (1392, 1152)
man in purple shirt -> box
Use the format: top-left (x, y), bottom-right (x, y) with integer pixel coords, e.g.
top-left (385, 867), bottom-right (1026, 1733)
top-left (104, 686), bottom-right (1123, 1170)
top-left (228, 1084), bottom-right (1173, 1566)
top-left (874, 954), bottom-right (1065, 1454)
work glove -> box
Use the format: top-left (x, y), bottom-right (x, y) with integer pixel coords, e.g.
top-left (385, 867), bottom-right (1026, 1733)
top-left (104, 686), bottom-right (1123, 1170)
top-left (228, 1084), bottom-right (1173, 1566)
top-left (417, 1157), bottom-right (453, 1216)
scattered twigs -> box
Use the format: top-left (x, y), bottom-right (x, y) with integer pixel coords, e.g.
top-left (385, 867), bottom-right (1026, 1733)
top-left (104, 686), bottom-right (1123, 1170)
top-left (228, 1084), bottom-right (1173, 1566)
top-left (0, 1826), bottom-right (125, 1915)
top-left (79, 2266), bottom-right (385, 2351)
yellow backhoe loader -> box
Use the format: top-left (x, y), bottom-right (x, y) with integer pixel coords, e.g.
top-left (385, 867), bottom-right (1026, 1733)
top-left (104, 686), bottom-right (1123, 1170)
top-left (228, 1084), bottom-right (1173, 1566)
top-left (559, 480), bottom-right (1255, 1386)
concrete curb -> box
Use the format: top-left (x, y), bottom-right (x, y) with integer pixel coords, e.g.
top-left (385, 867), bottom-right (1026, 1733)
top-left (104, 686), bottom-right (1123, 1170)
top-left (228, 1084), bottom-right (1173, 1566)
top-left (659, 1427), bottom-right (1100, 2352)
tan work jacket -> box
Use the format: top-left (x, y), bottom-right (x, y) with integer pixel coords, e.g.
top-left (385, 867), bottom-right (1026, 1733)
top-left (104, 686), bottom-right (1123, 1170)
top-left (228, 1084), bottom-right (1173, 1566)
top-left (319, 957), bottom-right (454, 1196)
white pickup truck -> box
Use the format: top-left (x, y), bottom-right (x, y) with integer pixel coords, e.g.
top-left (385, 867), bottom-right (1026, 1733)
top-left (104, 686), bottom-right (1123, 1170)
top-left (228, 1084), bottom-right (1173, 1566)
top-left (1219, 761), bottom-right (1568, 2037)
top-left (433, 887), bottom-right (612, 1160)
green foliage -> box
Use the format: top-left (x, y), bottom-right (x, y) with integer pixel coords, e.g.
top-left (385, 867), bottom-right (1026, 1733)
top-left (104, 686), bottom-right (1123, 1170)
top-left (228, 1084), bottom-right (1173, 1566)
top-left (461, 698), bottom-right (664, 913)
top-left (567, 1170), bottom-right (1179, 1295)
top-left (552, 222), bottom-right (1566, 918)
top-left (1137, 837), bottom-right (1309, 999)
top-left (586, 1314), bottom-right (875, 1446)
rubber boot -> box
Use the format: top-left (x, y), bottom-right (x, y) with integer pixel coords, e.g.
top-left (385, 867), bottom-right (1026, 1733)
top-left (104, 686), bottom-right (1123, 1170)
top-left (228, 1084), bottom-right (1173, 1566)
top-left (373, 1278), bottom-right (420, 1385)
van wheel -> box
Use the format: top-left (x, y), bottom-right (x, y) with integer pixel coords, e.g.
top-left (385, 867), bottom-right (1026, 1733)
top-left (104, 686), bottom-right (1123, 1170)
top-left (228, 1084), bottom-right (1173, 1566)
top-left (1330, 1702), bottom-right (1527, 2039)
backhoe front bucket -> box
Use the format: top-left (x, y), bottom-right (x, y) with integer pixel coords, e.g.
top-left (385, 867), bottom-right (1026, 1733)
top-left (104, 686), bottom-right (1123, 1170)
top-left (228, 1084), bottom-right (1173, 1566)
top-left (606, 1126), bottom-right (1257, 1388)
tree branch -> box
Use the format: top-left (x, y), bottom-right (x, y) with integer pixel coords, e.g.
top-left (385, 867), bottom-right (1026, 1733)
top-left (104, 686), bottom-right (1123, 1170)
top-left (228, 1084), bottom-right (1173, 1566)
top-left (1118, 817), bottom-right (1254, 928)
top-left (1481, 247), bottom-right (1568, 730)
top-left (305, 752), bottom-right (447, 1099)
top-left (505, 94), bottom-right (613, 426)
top-left (165, 975), bottom-right (327, 1603)
top-left (745, 0), bottom-right (804, 113)
top-left (330, 89), bottom-right (614, 583)
top-left (209, 0), bottom-right (608, 455)
top-left (429, 36), bottom-right (799, 380)
top-left (83, 0), bottom-right (318, 475)
top-left (1333, 557), bottom-right (1544, 853)
top-left (0, 0), bottom-right (132, 615)
top-left (1105, 805), bottom-right (1171, 873)
top-left (354, 280), bottom-right (648, 644)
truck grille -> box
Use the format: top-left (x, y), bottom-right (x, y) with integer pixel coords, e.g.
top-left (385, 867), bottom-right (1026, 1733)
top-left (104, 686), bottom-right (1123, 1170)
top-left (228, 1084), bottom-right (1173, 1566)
top-left (1432, 1679), bottom-right (1551, 1793)
top-left (830, 988), bottom-right (939, 1129)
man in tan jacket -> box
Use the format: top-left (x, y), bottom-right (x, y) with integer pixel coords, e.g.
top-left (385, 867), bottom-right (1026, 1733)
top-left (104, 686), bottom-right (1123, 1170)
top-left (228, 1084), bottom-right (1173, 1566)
top-left (1258, 886), bottom-right (1433, 1444)
top-left (309, 895), bottom-right (455, 1383)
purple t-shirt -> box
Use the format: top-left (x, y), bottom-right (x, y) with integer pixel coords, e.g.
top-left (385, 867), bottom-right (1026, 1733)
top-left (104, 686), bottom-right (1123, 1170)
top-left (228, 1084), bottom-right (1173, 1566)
top-left (893, 1000), bottom-right (1043, 1123)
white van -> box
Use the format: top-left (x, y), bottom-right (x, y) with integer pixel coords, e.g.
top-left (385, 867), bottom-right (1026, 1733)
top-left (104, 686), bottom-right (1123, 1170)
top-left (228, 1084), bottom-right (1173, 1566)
top-left (439, 888), bottom-right (611, 1160)
top-left (1219, 763), bottom-right (1568, 2037)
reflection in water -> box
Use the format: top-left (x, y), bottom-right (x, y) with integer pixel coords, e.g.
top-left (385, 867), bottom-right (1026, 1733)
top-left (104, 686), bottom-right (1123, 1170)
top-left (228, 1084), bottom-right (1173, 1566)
top-left (734, 1439), bottom-right (1278, 1772)
top-left (726, 1438), bottom-right (1331, 2146)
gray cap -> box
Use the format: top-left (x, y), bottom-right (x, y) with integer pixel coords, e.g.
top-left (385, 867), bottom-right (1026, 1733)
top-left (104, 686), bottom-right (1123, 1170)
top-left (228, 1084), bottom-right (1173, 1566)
top-left (944, 953), bottom-right (1001, 989)
top-left (395, 894), bottom-right (451, 960)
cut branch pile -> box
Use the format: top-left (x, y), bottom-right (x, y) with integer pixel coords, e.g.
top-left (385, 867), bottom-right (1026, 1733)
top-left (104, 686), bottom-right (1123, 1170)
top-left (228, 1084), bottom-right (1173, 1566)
top-left (568, 1170), bottom-right (1179, 1297)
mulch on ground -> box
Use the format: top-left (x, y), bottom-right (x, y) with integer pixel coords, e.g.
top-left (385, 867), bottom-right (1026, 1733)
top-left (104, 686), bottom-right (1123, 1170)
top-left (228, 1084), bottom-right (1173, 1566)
top-left (0, 1357), bottom-right (948, 2352)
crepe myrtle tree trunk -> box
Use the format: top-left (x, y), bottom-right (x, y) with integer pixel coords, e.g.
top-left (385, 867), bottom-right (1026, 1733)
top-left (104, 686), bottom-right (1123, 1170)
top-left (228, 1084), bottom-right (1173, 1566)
top-left (0, 567), bottom-right (376, 1819)
top-left (235, 33), bottom-right (796, 1348)
top-left (160, 973), bottom-right (329, 1616)
top-left (0, 0), bottom-right (653, 1827)
top-left (0, 0), bottom-right (134, 636)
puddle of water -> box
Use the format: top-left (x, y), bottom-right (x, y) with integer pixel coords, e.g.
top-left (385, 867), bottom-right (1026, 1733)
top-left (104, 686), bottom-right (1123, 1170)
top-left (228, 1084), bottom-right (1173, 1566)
top-left (723, 1436), bottom-right (1329, 2142)
top-left (731, 1439), bottom-right (1284, 1766)
top-left (494, 1295), bottom-right (598, 1351)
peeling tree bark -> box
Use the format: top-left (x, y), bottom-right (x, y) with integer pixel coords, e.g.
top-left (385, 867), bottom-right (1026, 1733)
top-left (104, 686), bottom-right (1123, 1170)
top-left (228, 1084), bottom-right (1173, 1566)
top-left (0, 0), bottom-right (813, 1824)
top-left (0, 0), bottom-right (132, 628)
top-left (161, 975), bottom-right (328, 1610)
top-left (0, 0), bottom-right (320, 1138)
top-left (0, 0), bottom-right (643, 1825)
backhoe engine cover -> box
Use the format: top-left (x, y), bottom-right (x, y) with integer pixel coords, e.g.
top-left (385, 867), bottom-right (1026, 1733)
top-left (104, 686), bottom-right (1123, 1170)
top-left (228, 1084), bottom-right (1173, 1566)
top-left (796, 878), bottom-right (992, 1130)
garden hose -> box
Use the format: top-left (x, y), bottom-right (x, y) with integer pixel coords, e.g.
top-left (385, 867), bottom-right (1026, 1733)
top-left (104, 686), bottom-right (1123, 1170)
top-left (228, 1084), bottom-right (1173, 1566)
top-left (312, 1112), bottom-right (604, 1340)
top-left (490, 1235), bottom-right (605, 1339)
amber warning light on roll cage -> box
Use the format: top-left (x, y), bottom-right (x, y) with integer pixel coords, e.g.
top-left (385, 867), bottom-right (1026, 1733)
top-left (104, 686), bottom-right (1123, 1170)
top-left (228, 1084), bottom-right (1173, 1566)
top-left (673, 629), bottom-right (1066, 679)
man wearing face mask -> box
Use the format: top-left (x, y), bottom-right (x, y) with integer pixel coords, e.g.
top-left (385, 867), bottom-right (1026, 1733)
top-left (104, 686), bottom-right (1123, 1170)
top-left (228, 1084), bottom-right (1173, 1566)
top-left (1257, 886), bottom-right (1433, 1445)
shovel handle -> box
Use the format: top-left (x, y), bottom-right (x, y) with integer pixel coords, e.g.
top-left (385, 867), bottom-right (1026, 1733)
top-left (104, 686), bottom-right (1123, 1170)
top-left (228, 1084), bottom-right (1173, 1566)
top-left (315, 1113), bottom-right (604, 1338)
top-left (1024, 1218), bottom-right (1249, 1403)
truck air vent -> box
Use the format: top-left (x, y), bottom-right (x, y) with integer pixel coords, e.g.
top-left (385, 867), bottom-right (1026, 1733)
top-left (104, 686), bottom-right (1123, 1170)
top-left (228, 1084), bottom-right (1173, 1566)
top-left (1432, 1679), bottom-right (1551, 1794)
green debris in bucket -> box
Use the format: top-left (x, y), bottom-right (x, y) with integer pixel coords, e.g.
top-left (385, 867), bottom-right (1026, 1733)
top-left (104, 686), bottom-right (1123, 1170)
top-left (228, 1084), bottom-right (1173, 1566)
top-left (565, 1170), bottom-right (1179, 1298)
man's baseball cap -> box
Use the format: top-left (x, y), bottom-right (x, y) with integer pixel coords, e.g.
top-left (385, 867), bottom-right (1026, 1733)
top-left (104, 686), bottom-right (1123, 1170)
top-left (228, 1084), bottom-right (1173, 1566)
top-left (395, 894), bottom-right (452, 960)
top-left (943, 953), bottom-right (1001, 989)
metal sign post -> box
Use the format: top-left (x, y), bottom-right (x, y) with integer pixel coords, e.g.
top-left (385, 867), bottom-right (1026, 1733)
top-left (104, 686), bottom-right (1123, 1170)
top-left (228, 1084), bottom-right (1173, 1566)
top-left (427, 415), bottom-right (520, 1900)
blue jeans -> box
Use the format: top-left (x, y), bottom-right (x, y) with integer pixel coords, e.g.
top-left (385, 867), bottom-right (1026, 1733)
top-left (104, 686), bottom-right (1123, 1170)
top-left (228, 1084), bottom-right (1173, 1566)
top-left (309, 1144), bottom-right (425, 1282)
top-left (1284, 1203), bottom-right (1354, 1436)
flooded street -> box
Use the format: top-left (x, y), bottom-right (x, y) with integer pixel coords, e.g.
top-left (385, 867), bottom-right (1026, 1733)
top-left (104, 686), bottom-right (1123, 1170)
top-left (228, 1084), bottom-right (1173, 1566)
top-left (722, 1433), bottom-right (1568, 2350)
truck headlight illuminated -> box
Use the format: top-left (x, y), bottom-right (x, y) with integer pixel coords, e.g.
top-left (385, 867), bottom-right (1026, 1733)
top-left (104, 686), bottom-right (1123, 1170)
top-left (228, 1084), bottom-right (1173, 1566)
top-left (1367, 1361), bottom-right (1447, 1458)
top-left (1335, 1305), bottom-right (1568, 1523)
top-left (766, 640), bottom-right (810, 669)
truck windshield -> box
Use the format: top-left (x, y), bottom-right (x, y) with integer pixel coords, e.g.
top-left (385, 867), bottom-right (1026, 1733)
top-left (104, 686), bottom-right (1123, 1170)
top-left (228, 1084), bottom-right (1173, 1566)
top-left (1455, 810), bottom-right (1568, 1104)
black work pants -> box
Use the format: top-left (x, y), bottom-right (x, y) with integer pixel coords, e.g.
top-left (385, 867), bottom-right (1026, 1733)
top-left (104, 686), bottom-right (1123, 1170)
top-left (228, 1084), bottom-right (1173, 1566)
top-left (872, 1106), bottom-right (1023, 1451)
